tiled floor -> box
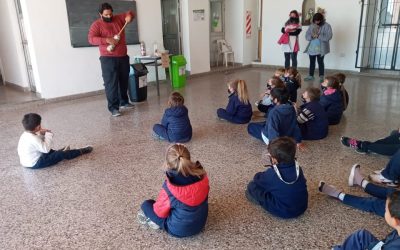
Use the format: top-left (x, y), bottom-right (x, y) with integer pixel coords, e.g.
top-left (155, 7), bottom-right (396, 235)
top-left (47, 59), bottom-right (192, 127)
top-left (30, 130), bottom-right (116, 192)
top-left (0, 68), bottom-right (399, 249)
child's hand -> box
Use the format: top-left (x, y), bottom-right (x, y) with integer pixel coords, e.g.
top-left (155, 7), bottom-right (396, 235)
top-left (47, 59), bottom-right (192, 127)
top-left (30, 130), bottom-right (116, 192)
top-left (297, 143), bottom-right (306, 151)
top-left (39, 128), bottom-right (52, 135)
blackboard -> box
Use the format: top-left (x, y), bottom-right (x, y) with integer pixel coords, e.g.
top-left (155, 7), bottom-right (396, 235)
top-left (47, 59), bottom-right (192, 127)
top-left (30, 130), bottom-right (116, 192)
top-left (65, 0), bottom-right (139, 48)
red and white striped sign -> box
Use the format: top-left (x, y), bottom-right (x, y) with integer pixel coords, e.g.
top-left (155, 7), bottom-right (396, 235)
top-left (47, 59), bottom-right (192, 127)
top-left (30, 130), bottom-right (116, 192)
top-left (246, 11), bottom-right (251, 38)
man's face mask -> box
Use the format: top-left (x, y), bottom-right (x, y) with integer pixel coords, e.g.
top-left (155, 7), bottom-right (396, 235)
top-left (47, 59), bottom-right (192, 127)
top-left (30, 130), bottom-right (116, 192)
top-left (102, 16), bottom-right (113, 22)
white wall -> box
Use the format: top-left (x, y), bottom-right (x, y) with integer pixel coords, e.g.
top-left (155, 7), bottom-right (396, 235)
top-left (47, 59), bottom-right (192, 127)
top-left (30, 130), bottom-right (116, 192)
top-left (261, 0), bottom-right (362, 71)
top-left (242, 0), bottom-right (259, 65)
top-left (225, 0), bottom-right (244, 63)
top-left (225, 0), bottom-right (258, 65)
top-left (0, 0), bottom-right (29, 88)
top-left (181, 0), bottom-right (210, 74)
top-left (18, 0), bottom-right (164, 99)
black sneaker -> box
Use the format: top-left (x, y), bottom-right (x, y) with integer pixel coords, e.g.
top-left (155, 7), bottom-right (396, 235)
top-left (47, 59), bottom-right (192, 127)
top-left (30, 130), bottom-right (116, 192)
top-left (341, 136), bottom-right (360, 148)
top-left (111, 110), bottom-right (121, 117)
top-left (80, 146), bottom-right (93, 154)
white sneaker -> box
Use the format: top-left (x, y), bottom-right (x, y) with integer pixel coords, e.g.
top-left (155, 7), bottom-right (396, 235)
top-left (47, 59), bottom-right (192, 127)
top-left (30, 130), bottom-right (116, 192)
top-left (147, 220), bottom-right (160, 230)
top-left (136, 209), bottom-right (160, 229)
top-left (137, 210), bottom-right (148, 224)
top-left (348, 164), bottom-right (361, 187)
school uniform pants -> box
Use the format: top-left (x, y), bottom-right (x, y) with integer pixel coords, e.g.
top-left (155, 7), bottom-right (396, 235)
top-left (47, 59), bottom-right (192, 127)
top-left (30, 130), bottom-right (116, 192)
top-left (141, 200), bottom-right (166, 229)
top-left (333, 229), bottom-right (380, 250)
top-left (32, 149), bottom-right (82, 169)
top-left (217, 108), bottom-right (250, 124)
top-left (247, 122), bottom-right (265, 142)
top-left (100, 55), bottom-right (130, 113)
top-left (308, 54), bottom-right (324, 77)
top-left (152, 124), bottom-right (168, 140)
top-left (381, 149), bottom-right (400, 182)
top-left (362, 130), bottom-right (400, 156)
top-left (152, 124), bottom-right (191, 143)
top-left (342, 182), bottom-right (394, 217)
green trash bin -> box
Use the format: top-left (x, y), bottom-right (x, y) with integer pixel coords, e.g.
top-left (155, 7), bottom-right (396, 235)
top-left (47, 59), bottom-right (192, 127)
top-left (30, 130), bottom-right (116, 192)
top-left (170, 55), bottom-right (187, 88)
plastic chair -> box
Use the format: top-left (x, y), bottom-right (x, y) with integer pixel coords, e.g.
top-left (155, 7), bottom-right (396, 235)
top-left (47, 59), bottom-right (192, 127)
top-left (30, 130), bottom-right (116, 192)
top-left (216, 40), bottom-right (235, 67)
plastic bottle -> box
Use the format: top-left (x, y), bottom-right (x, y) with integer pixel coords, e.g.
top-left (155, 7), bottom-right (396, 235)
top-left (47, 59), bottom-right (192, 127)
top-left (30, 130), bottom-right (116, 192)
top-left (140, 41), bottom-right (146, 56)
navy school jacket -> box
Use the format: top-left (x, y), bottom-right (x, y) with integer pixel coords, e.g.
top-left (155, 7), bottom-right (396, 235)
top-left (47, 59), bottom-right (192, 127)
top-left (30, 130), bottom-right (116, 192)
top-left (247, 161), bottom-right (308, 218)
top-left (319, 89), bottom-right (343, 125)
top-left (161, 105), bottom-right (192, 142)
top-left (297, 101), bottom-right (329, 140)
top-left (262, 103), bottom-right (302, 143)
top-left (153, 169), bottom-right (209, 237)
top-left (367, 230), bottom-right (400, 250)
top-left (225, 93), bottom-right (253, 124)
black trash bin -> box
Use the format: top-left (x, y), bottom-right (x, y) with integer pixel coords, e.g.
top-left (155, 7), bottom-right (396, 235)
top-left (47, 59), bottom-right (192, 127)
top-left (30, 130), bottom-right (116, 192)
top-left (128, 63), bottom-right (148, 102)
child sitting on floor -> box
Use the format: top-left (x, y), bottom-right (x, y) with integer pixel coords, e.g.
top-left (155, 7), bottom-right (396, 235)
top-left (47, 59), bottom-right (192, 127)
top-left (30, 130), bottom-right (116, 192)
top-left (283, 67), bottom-right (302, 103)
top-left (137, 144), bottom-right (209, 238)
top-left (334, 72), bottom-right (349, 111)
top-left (152, 92), bottom-right (192, 142)
top-left (319, 164), bottom-right (397, 217)
top-left (247, 87), bottom-right (303, 148)
top-left (331, 189), bottom-right (400, 249)
top-left (217, 79), bottom-right (252, 124)
top-left (17, 113), bottom-right (93, 169)
top-left (274, 68), bottom-right (285, 81)
top-left (319, 76), bottom-right (344, 125)
top-left (245, 137), bottom-right (308, 219)
top-left (296, 87), bottom-right (329, 140)
top-left (254, 76), bottom-right (285, 116)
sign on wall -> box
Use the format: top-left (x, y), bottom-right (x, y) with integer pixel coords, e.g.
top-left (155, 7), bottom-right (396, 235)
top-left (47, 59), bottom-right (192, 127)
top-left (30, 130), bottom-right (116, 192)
top-left (193, 9), bottom-right (205, 21)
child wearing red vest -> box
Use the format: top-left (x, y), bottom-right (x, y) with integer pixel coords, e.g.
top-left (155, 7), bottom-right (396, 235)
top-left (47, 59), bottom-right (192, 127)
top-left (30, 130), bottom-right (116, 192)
top-left (137, 144), bottom-right (209, 237)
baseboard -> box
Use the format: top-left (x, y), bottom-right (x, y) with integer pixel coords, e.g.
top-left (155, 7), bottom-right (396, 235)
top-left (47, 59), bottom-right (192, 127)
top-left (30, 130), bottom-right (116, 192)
top-left (5, 81), bottom-right (30, 92)
top-left (44, 89), bottom-right (105, 104)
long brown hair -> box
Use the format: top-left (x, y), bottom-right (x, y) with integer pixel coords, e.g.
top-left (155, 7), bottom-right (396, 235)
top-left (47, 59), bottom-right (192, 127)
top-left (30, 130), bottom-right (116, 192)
top-left (228, 79), bottom-right (250, 104)
top-left (164, 144), bottom-right (206, 178)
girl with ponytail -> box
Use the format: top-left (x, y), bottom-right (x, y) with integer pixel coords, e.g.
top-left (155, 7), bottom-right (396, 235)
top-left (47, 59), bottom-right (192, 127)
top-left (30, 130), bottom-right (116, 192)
top-left (217, 79), bottom-right (253, 124)
top-left (137, 144), bottom-right (209, 237)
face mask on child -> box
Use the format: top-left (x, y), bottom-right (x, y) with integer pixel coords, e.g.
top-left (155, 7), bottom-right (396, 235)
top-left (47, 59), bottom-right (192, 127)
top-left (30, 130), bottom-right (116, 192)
top-left (301, 96), bottom-right (307, 103)
top-left (261, 95), bottom-right (273, 106)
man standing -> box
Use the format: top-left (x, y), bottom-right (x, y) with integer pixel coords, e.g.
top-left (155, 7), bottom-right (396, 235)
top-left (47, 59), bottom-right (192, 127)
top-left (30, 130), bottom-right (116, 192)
top-left (88, 2), bottom-right (135, 117)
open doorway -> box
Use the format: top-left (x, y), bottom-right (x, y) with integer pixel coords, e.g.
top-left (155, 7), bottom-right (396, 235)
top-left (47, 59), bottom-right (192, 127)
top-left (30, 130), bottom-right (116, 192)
top-left (210, 0), bottom-right (225, 67)
top-left (161, 0), bottom-right (182, 56)
top-left (0, 0), bottom-right (40, 106)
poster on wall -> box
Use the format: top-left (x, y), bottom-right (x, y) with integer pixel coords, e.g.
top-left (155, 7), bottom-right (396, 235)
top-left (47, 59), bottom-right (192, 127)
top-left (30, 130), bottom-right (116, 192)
top-left (193, 9), bottom-right (205, 21)
top-left (246, 11), bottom-right (252, 38)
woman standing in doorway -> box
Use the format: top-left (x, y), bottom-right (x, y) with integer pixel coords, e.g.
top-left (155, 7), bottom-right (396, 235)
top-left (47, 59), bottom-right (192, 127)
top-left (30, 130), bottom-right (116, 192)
top-left (304, 13), bottom-right (332, 82)
top-left (281, 10), bottom-right (302, 69)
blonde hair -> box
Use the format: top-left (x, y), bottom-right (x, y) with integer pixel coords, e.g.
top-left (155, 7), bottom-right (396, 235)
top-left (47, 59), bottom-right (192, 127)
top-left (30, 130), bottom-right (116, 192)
top-left (228, 79), bottom-right (250, 104)
top-left (168, 92), bottom-right (184, 107)
top-left (285, 67), bottom-right (302, 88)
top-left (165, 144), bottom-right (206, 178)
